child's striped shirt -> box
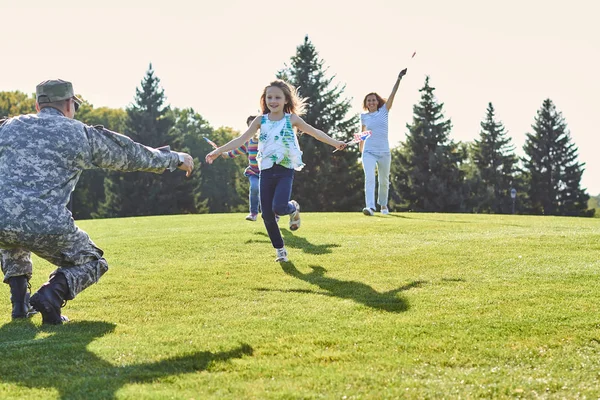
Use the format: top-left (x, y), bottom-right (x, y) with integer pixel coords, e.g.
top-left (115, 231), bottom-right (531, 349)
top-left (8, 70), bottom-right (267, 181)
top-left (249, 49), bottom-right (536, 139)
top-left (222, 137), bottom-right (259, 176)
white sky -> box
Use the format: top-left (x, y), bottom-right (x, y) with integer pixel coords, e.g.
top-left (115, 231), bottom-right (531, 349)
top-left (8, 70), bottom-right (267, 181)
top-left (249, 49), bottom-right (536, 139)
top-left (1, 0), bottom-right (599, 194)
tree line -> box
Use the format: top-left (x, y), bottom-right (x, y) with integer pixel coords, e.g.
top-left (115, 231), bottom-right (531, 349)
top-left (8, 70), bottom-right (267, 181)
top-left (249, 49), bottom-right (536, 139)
top-left (0, 36), bottom-right (594, 218)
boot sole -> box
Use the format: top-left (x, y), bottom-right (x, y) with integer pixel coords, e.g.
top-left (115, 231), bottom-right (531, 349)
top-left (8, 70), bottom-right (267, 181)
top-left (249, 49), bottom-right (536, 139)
top-left (30, 293), bottom-right (64, 325)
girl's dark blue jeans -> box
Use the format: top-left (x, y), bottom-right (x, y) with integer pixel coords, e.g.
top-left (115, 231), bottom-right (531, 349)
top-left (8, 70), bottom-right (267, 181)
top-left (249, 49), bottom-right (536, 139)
top-left (259, 164), bottom-right (297, 249)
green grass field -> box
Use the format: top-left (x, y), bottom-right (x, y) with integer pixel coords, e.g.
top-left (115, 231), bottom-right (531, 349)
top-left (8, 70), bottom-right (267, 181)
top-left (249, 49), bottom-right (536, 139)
top-left (1, 212), bottom-right (599, 399)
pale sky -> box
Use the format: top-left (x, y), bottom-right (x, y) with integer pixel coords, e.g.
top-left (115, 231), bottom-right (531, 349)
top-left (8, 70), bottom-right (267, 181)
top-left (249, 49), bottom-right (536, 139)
top-left (1, 0), bottom-right (599, 194)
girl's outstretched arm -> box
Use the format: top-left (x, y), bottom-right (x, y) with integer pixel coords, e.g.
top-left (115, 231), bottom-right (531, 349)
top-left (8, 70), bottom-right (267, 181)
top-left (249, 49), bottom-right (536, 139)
top-left (205, 116), bottom-right (261, 164)
top-left (221, 142), bottom-right (249, 159)
top-left (359, 124), bottom-right (367, 153)
top-left (385, 68), bottom-right (407, 112)
top-left (291, 114), bottom-right (346, 151)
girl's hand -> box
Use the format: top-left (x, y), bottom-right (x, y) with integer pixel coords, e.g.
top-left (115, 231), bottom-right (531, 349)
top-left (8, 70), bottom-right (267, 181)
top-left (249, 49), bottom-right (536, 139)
top-left (205, 150), bottom-right (220, 164)
top-left (333, 140), bottom-right (347, 151)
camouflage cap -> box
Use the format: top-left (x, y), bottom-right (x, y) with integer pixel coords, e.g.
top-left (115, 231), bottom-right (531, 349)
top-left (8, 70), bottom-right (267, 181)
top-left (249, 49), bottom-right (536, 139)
top-left (36, 79), bottom-right (82, 105)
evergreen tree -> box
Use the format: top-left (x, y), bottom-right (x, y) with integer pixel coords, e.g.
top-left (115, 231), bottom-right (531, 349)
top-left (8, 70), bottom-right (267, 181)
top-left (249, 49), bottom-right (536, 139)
top-left (391, 76), bottom-right (465, 212)
top-left (276, 36), bottom-right (363, 211)
top-left (170, 108), bottom-right (246, 213)
top-left (169, 108), bottom-right (210, 213)
top-left (97, 64), bottom-right (195, 217)
top-left (522, 99), bottom-right (591, 216)
top-left (455, 142), bottom-right (482, 213)
top-left (198, 126), bottom-right (248, 213)
top-left (471, 102), bottom-right (519, 213)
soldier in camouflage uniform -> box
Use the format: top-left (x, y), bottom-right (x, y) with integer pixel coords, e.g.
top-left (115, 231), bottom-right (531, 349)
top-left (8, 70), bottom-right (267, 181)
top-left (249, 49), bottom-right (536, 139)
top-left (0, 79), bottom-right (194, 324)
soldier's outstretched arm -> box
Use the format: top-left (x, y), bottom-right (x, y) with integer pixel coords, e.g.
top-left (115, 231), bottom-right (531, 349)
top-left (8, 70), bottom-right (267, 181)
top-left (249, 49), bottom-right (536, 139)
top-left (83, 125), bottom-right (193, 175)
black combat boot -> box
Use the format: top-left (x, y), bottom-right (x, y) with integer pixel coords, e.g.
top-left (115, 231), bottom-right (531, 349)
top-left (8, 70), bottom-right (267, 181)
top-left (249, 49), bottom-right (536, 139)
top-left (9, 275), bottom-right (29, 319)
top-left (30, 272), bottom-right (70, 325)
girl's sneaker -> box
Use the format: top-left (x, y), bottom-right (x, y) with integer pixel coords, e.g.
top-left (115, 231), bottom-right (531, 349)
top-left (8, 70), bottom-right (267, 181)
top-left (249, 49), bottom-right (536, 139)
top-left (245, 213), bottom-right (258, 221)
top-left (381, 207), bottom-right (389, 215)
top-left (275, 247), bottom-right (288, 262)
top-left (289, 200), bottom-right (301, 231)
top-left (362, 207), bottom-right (375, 216)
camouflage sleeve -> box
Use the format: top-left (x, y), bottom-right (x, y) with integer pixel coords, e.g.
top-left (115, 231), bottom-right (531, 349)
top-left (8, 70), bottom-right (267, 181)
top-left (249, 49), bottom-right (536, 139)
top-left (83, 125), bottom-right (179, 173)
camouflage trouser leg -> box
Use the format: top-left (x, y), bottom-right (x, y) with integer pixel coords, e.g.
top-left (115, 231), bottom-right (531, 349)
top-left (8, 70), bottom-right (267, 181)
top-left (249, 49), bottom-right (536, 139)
top-left (1, 248), bottom-right (33, 282)
top-left (0, 227), bottom-right (109, 300)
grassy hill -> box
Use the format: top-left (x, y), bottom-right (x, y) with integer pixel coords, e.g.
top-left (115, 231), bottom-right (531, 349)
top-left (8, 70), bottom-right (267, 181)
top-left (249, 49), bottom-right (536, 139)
top-left (1, 212), bottom-right (599, 399)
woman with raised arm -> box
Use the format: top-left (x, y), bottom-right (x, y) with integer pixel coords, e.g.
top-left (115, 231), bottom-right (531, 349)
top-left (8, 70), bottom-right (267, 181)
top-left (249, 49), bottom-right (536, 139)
top-left (359, 68), bottom-right (407, 216)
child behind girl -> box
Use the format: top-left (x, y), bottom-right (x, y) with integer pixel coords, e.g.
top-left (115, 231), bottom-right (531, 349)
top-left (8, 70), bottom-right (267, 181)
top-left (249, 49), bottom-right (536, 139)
top-left (205, 80), bottom-right (346, 262)
top-left (221, 115), bottom-right (260, 221)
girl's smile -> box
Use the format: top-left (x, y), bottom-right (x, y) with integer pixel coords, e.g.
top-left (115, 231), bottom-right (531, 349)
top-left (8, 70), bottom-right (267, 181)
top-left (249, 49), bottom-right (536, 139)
top-left (266, 86), bottom-right (287, 113)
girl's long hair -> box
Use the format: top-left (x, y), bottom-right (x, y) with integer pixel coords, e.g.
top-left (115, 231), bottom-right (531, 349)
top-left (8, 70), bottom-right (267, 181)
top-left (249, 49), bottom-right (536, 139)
top-left (260, 80), bottom-right (307, 116)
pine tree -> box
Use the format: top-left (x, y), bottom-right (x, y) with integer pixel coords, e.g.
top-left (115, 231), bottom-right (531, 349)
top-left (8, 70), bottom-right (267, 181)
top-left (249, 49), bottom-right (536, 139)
top-left (97, 64), bottom-right (195, 217)
top-left (168, 108), bottom-right (248, 214)
top-left (391, 76), bottom-right (465, 212)
top-left (199, 125), bottom-right (247, 213)
top-left (523, 99), bottom-right (591, 216)
top-left (276, 36), bottom-right (363, 211)
top-left (471, 102), bottom-right (519, 213)
top-left (169, 108), bottom-right (210, 213)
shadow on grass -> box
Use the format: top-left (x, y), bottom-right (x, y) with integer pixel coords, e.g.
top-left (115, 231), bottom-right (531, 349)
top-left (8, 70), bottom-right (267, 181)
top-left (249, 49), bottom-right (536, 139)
top-left (252, 231), bottom-right (340, 255)
top-left (385, 213), bottom-right (473, 223)
top-left (0, 319), bottom-right (252, 399)
top-left (381, 213), bottom-right (412, 219)
top-left (281, 230), bottom-right (341, 255)
top-left (441, 277), bottom-right (466, 282)
top-left (260, 262), bottom-right (426, 313)
top-left (244, 238), bottom-right (271, 245)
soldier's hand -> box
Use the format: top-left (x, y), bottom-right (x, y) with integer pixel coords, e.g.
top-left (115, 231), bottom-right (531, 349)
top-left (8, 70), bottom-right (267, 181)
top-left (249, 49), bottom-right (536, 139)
top-left (178, 153), bottom-right (194, 177)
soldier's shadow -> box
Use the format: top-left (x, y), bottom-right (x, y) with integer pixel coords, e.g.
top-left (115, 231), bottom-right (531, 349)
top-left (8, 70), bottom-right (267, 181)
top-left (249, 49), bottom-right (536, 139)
top-left (259, 262), bottom-right (426, 313)
top-left (0, 320), bottom-right (253, 399)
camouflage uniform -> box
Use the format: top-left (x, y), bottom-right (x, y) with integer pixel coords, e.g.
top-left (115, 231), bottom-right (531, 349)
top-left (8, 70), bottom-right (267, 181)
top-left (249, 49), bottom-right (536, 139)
top-left (0, 83), bottom-right (181, 300)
